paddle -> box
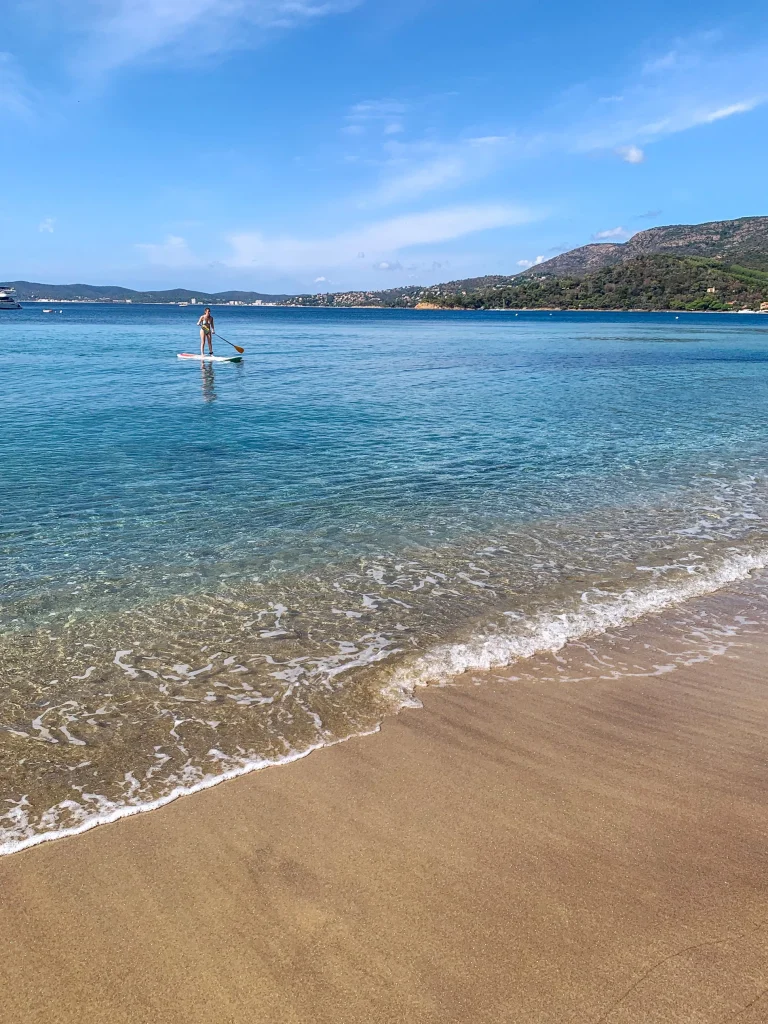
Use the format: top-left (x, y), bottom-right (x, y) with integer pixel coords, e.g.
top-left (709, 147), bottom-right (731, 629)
top-left (213, 332), bottom-right (245, 354)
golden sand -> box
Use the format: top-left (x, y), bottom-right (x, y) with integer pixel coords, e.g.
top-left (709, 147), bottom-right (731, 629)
top-left (2, 613), bottom-right (767, 1023)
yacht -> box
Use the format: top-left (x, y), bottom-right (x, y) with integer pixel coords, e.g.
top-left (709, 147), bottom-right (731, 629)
top-left (0, 286), bottom-right (22, 310)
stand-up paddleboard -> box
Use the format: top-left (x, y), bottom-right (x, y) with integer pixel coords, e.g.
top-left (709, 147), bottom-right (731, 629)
top-left (177, 353), bottom-right (243, 362)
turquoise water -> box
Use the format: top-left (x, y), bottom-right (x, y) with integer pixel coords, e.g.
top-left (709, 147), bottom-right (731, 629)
top-left (3, 305), bottom-right (768, 852)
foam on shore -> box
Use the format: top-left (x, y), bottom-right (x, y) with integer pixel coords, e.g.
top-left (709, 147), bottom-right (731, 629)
top-left (387, 547), bottom-right (768, 690)
top-left (3, 545), bottom-right (767, 858)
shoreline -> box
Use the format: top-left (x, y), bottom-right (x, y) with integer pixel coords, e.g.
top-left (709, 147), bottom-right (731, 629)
top-left (11, 300), bottom-right (768, 312)
top-left (4, 545), bottom-right (767, 858)
top-left (2, 583), bottom-right (768, 1022)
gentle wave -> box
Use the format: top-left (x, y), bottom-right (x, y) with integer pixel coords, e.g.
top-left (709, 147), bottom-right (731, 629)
top-left (3, 545), bottom-right (766, 858)
top-left (387, 547), bottom-right (768, 690)
top-left (0, 728), bottom-right (381, 858)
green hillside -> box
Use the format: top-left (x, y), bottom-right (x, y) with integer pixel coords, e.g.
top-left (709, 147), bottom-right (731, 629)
top-left (420, 256), bottom-right (768, 312)
top-left (520, 216), bottom-right (768, 278)
top-left (5, 216), bottom-right (768, 312)
top-left (4, 281), bottom-right (290, 303)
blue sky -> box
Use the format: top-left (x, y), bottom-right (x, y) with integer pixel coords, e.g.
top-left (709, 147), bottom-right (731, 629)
top-left (2, 1), bottom-right (768, 294)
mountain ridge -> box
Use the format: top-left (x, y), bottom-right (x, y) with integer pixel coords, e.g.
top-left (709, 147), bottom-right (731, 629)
top-left (4, 216), bottom-right (768, 309)
top-left (521, 216), bottom-right (768, 278)
top-left (422, 255), bottom-right (768, 312)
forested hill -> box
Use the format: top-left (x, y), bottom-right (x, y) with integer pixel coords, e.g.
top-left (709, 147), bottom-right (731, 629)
top-left (4, 282), bottom-right (290, 303)
top-left (5, 216), bottom-right (768, 311)
top-left (285, 256), bottom-right (768, 311)
top-left (421, 256), bottom-right (768, 312)
top-left (520, 217), bottom-right (768, 278)
top-left (286, 217), bottom-right (768, 311)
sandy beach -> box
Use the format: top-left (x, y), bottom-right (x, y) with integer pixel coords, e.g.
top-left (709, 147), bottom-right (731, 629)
top-left (2, 601), bottom-right (768, 1024)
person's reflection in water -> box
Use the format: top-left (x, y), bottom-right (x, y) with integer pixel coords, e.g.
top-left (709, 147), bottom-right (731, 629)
top-left (200, 362), bottom-right (216, 403)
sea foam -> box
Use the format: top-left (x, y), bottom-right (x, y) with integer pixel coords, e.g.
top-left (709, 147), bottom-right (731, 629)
top-left (2, 546), bottom-right (766, 858)
top-left (385, 547), bottom-right (768, 690)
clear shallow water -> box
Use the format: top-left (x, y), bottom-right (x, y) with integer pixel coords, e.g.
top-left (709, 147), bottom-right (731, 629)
top-left (2, 305), bottom-right (768, 853)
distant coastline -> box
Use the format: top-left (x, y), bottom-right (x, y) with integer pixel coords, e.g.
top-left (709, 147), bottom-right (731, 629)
top-left (5, 214), bottom-right (768, 313)
top-left (12, 298), bottom-right (768, 315)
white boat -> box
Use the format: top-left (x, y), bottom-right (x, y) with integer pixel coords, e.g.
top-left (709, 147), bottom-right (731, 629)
top-left (0, 286), bottom-right (21, 310)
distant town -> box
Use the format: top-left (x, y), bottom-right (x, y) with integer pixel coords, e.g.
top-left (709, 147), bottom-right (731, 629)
top-left (24, 297), bottom-right (282, 306)
top-left (6, 216), bottom-right (768, 313)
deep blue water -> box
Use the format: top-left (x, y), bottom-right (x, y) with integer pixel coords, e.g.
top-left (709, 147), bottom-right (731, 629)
top-left (3, 304), bottom-right (768, 852)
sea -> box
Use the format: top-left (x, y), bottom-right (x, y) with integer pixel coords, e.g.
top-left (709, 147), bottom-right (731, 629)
top-left (2, 303), bottom-right (768, 855)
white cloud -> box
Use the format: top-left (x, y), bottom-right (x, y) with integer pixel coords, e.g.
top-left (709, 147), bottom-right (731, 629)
top-left (592, 227), bottom-right (631, 240)
top-left (348, 100), bottom-right (406, 120)
top-left (641, 33), bottom-right (719, 76)
top-left (314, 276), bottom-right (328, 282)
top-left (343, 99), bottom-right (407, 137)
top-left (356, 36), bottom-right (768, 207)
top-left (616, 144), bottom-right (645, 163)
top-left (59, 0), bottom-right (363, 77)
top-left (364, 134), bottom-right (511, 207)
top-left (700, 100), bottom-right (757, 123)
top-left (38, 218), bottom-right (56, 233)
top-left (373, 260), bottom-right (403, 271)
top-left (136, 234), bottom-right (196, 266)
top-left (516, 255), bottom-right (545, 268)
top-left (642, 50), bottom-right (684, 75)
top-left (228, 203), bottom-right (539, 271)
top-left (369, 154), bottom-right (468, 206)
top-left (0, 52), bottom-right (36, 119)
top-left (568, 40), bottom-right (767, 154)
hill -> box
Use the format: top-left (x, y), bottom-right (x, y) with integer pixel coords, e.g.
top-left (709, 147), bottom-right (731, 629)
top-left (422, 256), bottom-right (768, 312)
top-left (282, 275), bottom-right (511, 308)
top-left (521, 217), bottom-right (768, 278)
top-left (5, 216), bottom-right (768, 312)
top-left (285, 217), bottom-right (768, 309)
top-left (4, 282), bottom-right (291, 303)
top-left (284, 255), bottom-right (768, 312)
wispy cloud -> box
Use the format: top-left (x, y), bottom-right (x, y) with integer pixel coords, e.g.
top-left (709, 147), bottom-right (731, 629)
top-left (343, 99), bottom-right (408, 137)
top-left (227, 203), bottom-right (539, 270)
top-left (45, 0), bottom-right (363, 78)
top-left (354, 35), bottom-right (768, 206)
top-left (568, 39), bottom-right (767, 155)
top-left (592, 226), bottom-right (631, 241)
top-left (700, 100), bottom-right (758, 123)
top-left (0, 52), bottom-right (36, 119)
top-left (369, 152), bottom-right (470, 205)
top-left (38, 218), bottom-right (56, 233)
top-left (363, 134), bottom-right (514, 207)
top-left (136, 234), bottom-right (196, 266)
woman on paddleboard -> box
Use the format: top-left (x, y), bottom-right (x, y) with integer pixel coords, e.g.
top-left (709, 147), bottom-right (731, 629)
top-left (198, 307), bottom-right (215, 356)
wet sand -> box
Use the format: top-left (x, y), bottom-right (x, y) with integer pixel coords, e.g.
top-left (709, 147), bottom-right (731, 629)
top-left (2, 613), bottom-right (768, 1023)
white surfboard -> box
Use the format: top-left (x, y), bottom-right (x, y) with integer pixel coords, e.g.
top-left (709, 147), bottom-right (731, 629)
top-left (177, 353), bottom-right (242, 362)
